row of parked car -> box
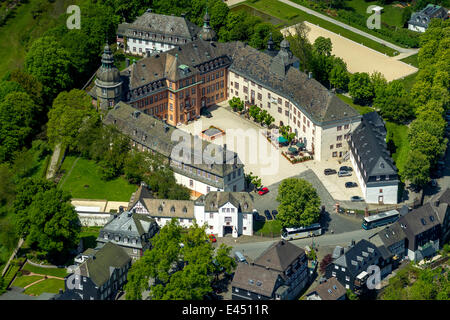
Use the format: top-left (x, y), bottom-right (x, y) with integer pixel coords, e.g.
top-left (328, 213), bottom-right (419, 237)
top-left (254, 209), bottom-right (278, 221)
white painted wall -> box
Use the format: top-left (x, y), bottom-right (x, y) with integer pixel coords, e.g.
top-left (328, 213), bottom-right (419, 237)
top-left (366, 183), bottom-right (398, 204)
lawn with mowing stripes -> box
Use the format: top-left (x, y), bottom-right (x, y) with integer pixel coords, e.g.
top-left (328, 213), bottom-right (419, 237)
top-left (385, 121), bottom-right (410, 178)
top-left (12, 275), bottom-right (44, 288)
top-left (58, 156), bottom-right (137, 201)
top-left (22, 263), bottom-right (68, 278)
top-left (23, 278), bottom-right (65, 296)
top-left (237, 0), bottom-right (397, 56)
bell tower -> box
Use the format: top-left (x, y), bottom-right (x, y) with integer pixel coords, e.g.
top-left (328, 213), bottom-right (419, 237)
top-left (95, 44), bottom-right (123, 111)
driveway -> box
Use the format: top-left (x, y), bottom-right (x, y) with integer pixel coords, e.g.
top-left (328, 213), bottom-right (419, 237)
top-left (180, 104), bottom-right (363, 202)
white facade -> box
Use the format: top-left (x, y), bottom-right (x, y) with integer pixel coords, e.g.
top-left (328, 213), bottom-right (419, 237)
top-left (407, 239), bottom-right (440, 262)
top-left (173, 168), bottom-right (245, 196)
top-left (227, 70), bottom-right (360, 161)
top-left (124, 37), bottom-right (179, 55)
top-left (408, 24), bottom-right (426, 33)
top-left (195, 201), bottom-right (253, 238)
top-left (350, 151), bottom-right (398, 204)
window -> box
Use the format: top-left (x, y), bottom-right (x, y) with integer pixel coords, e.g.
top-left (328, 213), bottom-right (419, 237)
top-left (332, 271), bottom-right (336, 277)
top-left (333, 151), bottom-right (338, 157)
top-left (337, 126), bottom-right (342, 131)
top-left (209, 213), bottom-right (214, 219)
top-left (330, 145), bottom-right (334, 149)
top-left (337, 135), bottom-right (342, 141)
top-left (345, 276), bottom-right (350, 281)
top-left (336, 143), bottom-right (342, 148)
top-left (379, 189), bottom-right (383, 193)
top-left (344, 124), bottom-right (349, 129)
top-left (278, 107), bottom-right (282, 113)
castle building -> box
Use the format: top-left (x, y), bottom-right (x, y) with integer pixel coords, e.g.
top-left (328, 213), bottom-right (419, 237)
top-left (92, 11), bottom-right (361, 161)
top-left (117, 9), bottom-right (201, 56)
top-left (94, 44), bottom-right (123, 110)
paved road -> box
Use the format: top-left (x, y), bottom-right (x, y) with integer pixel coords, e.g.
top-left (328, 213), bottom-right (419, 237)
top-left (253, 169), bottom-right (363, 235)
top-left (278, 0), bottom-right (418, 56)
top-left (233, 226), bottom-right (383, 261)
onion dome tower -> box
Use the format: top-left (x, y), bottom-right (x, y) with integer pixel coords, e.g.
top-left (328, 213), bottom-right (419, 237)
top-left (197, 8), bottom-right (217, 41)
top-left (95, 44), bottom-right (123, 110)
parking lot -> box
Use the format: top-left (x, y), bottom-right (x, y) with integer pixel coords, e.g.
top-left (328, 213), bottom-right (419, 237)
top-left (179, 104), bottom-right (364, 202)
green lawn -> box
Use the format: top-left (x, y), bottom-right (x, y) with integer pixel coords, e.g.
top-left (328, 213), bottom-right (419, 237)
top-left (236, 0), bottom-right (397, 56)
top-left (344, 0), bottom-right (405, 27)
top-left (23, 278), bottom-right (65, 296)
top-left (254, 219), bottom-right (283, 236)
top-left (337, 94), bottom-right (375, 115)
top-left (2, 264), bottom-right (20, 287)
top-left (0, 0), bottom-right (83, 78)
top-left (58, 156), bottom-right (137, 201)
top-left (12, 275), bottom-right (44, 288)
top-left (400, 54), bottom-right (419, 68)
top-left (22, 263), bottom-right (68, 278)
top-left (385, 121), bottom-right (410, 177)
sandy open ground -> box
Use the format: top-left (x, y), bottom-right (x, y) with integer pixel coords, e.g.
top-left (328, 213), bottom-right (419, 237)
top-left (282, 22), bottom-right (418, 81)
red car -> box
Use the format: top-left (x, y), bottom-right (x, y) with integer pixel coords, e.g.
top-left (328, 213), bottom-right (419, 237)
top-left (258, 187), bottom-right (269, 195)
top-left (208, 234), bottom-right (217, 243)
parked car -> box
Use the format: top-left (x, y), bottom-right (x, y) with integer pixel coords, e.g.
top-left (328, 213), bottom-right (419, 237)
top-left (272, 210), bottom-right (278, 220)
top-left (350, 196), bottom-right (364, 202)
top-left (324, 169), bottom-right (337, 175)
top-left (258, 187), bottom-right (269, 195)
top-left (339, 166), bottom-right (353, 172)
top-left (208, 234), bottom-right (217, 243)
top-left (234, 251), bottom-right (247, 264)
top-left (264, 210), bottom-right (272, 220)
top-left (345, 182), bottom-right (357, 188)
top-left (253, 211), bottom-right (265, 221)
top-left (338, 170), bottom-right (352, 177)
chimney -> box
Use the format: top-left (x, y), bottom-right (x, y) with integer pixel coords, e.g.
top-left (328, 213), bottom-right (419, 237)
top-left (308, 72), bottom-right (313, 79)
top-left (350, 239), bottom-right (355, 247)
top-left (125, 58), bottom-right (130, 67)
top-left (119, 206), bottom-right (124, 213)
top-left (435, 200), bottom-right (440, 207)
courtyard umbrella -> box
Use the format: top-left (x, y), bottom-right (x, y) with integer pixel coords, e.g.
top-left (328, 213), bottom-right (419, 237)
top-left (296, 142), bottom-right (305, 148)
top-left (288, 147), bottom-right (297, 153)
top-left (277, 136), bottom-right (288, 143)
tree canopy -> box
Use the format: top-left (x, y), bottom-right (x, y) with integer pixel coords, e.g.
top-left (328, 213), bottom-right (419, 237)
top-left (276, 178), bottom-right (321, 228)
top-left (125, 220), bottom-right (235, 300)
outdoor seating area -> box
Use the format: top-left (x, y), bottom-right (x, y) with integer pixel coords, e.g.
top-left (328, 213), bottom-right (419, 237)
top-left (264, 130), bottom-right (313, 164)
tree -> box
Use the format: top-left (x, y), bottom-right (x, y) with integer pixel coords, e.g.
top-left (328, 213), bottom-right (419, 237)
top-left (47, 89), bottom-right (98, 148)
top-left (329, 63), bottom-right (349, 91)
top-left (370, 71), bottom-right (388, 98)
top-left (285, 22), bottom-right (314, 72)
top-left (319, 253), bottom-right (332, 274)
top-left (229, 96), bottom-right (244, 112)
top-left (249, 22), bottom-right (282, 50)
top-left (0, 164), bottom-right (15, 207)
top-left (0, 92), bottom-right (39, 162)
top-left (214, 244), bottom-right (236, 277)
top-left (408, 129), bottom-right (446, 165)
top-left (10, 69), bottom-right (44, 106)
top-left (313, 36), bottom-right (332, 57)
top-left (402, 150), bottom-right (430, 188)
top-left (276, 178), bottom-right (321, 228)
top-left (348, 72), bottom-right (374, 105)
top-left (373, 80), bottom-right (413, 123)
top-left (25, 36), bottom-right (74, 100)
top-left (125, 220), bottom-right (232, 300)
top-left (0, 80), bottom-right (24, 101)
top-left (13, 178), bottom-right (80, 263)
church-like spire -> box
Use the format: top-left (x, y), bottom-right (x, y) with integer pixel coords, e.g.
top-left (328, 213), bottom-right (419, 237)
top-left (101, 43), bottom-right (115, 69)
top-left (198, 7), bottom-right (216, 41)
top-left (267, 33), bottom-right (274, 51)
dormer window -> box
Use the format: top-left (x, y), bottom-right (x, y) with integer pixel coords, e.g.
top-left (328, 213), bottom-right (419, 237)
top-left (171, 206), bottom-right (175, 213)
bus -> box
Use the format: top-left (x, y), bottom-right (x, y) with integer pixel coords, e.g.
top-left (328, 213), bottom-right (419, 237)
top-left (362, 209), bottom-right (400, 230)
top-left (281, 223), bottom-right (322, 240)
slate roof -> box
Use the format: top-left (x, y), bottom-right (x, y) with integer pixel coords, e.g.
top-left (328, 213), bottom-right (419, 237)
top-left (254, 240), bottom-right (305, 272)
top-left (408, 4), bottom-right (449, 28)
top-left (349, 112), bottom-right (398, 184)
top-left (332, 239), bottom-right (389, 276)
top-left (231, 263), bottom-right (281, 298)
top-left (128, 184), bottom-right (154, 210)
top-left (196, 191), bottom-right (254, 213)
top-left (140, 198), bottom-right (195, 219)
top-left (99, 210), bottom-right (158, 242)
top-left (122, 37), bottom-right (360, 126)
top-left (370, 223), bottom-right (406, 249)
top-left (397, 203), bottom-right (440, 239)
top-left (307, 277), bottom-right (346, 300)
top-left (78, 242), bottom-right (131, 287)
top-left (103, 102), bottom-right (243, 185)
top-left (117, 11), bottom-right (200, 41)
